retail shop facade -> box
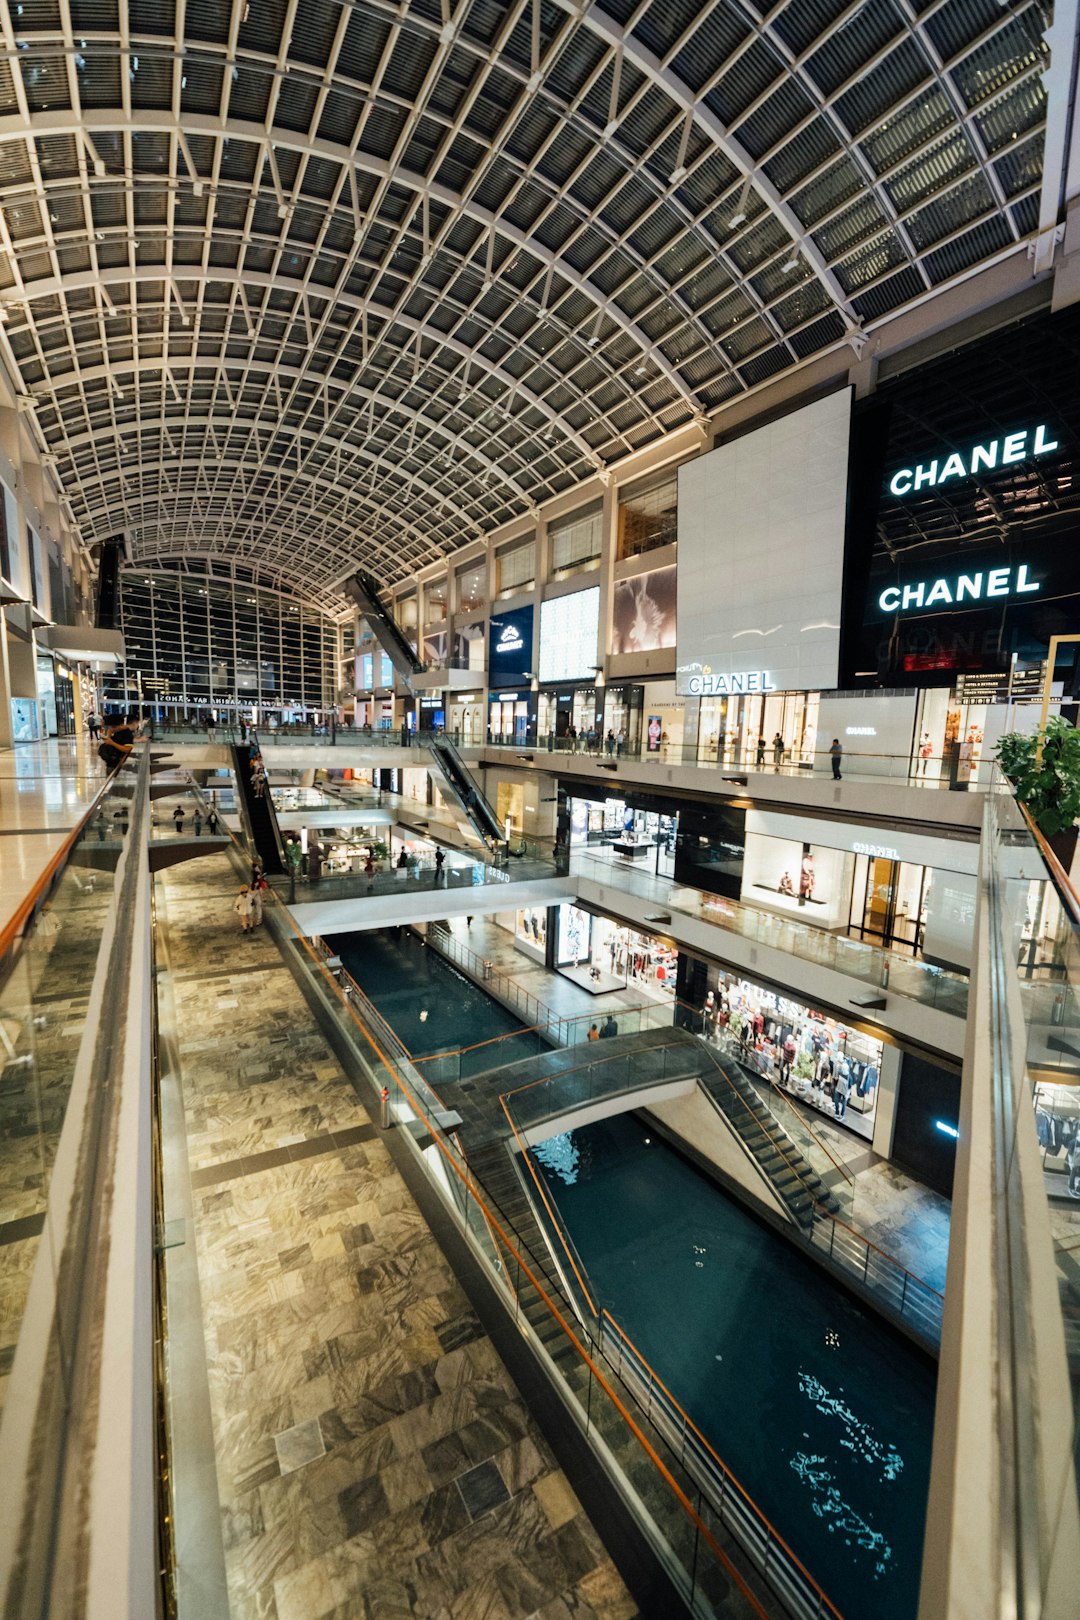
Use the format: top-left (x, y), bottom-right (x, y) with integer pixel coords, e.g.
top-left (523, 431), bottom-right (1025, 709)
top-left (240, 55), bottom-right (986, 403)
top-left (345, 302), bottom-right (1080, 784)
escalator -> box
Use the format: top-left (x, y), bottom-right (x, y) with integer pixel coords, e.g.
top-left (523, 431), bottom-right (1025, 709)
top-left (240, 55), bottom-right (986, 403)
top-left (426, 731), bottom-right (504, 849)
top-left (231, 745), bottom-right (286, 874)
top-left (342, 570), bottom-right (426, 687)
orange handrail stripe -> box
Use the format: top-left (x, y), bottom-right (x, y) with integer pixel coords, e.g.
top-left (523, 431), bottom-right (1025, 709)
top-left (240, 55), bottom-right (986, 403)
top-left (498, 1095), bottom-right (597, 1316)
top-left (282, 934), bottom-right (774, 1614)
top-left (600, 1309), bottom-right (846, 1618)
top-left (0, 755), bottom-right (132, 961)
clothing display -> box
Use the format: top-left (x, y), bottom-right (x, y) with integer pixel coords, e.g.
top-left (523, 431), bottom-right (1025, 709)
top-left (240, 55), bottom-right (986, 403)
top-left (1034, 1085), bottom-right (1080, 1199)
top-left (702, 968), bottom-right (885, 1143)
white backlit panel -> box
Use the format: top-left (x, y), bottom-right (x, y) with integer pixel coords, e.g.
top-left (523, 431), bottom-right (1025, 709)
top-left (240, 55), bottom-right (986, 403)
top-left (539, 587), bottom-right (601, 683)
top-left (676, 389), bottom-right (852, 695)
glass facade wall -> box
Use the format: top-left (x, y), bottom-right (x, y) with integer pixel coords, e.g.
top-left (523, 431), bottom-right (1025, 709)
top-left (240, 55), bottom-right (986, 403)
top-left (117, 568), bottom-right (336, 707)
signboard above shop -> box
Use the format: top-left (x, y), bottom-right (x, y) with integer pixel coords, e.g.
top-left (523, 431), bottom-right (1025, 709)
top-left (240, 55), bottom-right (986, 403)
top-left (487, 606), bottom-right (534, 688)
top-left (842, 301), bottom-right (1080, 686)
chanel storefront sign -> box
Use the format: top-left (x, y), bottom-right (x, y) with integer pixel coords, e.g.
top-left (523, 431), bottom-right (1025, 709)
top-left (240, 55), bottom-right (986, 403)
top-left (878, 564), bottom-right (1039, 614)
top-left (684, 671), bottom-right (776, 696)
top-left (888, 424), bottom-right (1058, 496)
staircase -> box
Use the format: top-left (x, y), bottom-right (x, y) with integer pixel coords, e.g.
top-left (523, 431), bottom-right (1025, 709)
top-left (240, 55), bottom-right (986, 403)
top-left (699, 1054), bottom-right (843, 1230)
top-left (463, 1138), bottom-right (588, 1376)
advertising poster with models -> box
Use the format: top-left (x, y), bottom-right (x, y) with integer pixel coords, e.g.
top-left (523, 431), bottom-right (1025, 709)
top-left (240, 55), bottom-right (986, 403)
top-left (612, 567), bottom-right (677, 655)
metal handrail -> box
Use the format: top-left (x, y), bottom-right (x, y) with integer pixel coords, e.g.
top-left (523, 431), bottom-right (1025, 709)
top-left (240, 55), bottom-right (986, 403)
top-left (600, 1311), bottom-right (845, 1620)
top-left (499, 1095), bottom-right (598, 1319)
top-left (249, 878), bottom-right (774, 1618)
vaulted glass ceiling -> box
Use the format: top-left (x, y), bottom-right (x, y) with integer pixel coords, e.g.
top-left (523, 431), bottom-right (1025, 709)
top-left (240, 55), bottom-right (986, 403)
top-left (0, 0), bottom-right (1051, 609)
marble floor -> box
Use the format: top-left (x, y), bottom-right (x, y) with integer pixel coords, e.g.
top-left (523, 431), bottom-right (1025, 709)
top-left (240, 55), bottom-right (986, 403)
top-left (156, 853), bottom-right (640, 1620)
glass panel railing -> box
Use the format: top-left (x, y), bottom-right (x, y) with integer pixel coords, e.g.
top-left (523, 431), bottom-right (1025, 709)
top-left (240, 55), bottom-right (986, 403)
top-left (982, 771), bottom-right (1080, 1595)
top-left (574, 850), bottom-right (970, 1016)
top-left (0, 769), bottom-right (137, 1418)
top-left (0, 749), bottom-right (156, 1616)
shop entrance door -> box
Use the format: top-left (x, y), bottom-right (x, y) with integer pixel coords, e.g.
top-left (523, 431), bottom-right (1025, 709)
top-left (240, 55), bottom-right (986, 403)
top-left (850, 856), bottom-right (927, 955)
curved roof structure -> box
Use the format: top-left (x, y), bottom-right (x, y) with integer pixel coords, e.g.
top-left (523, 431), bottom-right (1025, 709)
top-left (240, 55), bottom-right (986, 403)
top-left (0, 0), bottom-right (1054, 607)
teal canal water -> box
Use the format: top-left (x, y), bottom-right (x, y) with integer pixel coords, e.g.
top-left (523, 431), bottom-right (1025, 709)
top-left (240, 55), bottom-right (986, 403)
top-left (534, 1114), bottom-right (936, 1620)
top-left (333, 928), bottom-right (936, 1619)
top-left (331, 927), bottom-right (535, 1076)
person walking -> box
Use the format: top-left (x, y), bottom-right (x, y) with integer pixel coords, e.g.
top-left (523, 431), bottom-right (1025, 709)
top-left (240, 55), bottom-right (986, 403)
top-left (207, 807), bottom-right (220, 836)
top-left (772, 732), bottom-right (785, 770)
top-left (364, 851), bottom-right (375, 890)
top-left (249, 872), bottom-right (265, 928)
top-left (434, 847), bottom-right (445, 880)
top-left (205, 712), bottom-right (217, 744)
top-left (86, 713), bottom-right (100, 740)
top-left (193, 808), bottom-right (203, 837)
top-left (233, 886), bottom-right (254, 935)
top-left (239, 715), bottom-right (249, 744)
top-left (173, 804), bottom-right (185, 834)
top-left (829, 737), bottom-right (843, 780)
top-left (307, 838), bottom-right (323, 882)
top-left (756, 734), bottom-right (766, 767)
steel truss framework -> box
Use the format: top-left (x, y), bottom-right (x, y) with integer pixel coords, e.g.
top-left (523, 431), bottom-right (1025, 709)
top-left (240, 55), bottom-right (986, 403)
top-left (0, 0), bottom-right (1056, 610)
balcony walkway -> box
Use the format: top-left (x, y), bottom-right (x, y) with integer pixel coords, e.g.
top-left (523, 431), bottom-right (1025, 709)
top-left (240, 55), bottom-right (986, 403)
top-left (153, 849), bottom-right (647, 1620)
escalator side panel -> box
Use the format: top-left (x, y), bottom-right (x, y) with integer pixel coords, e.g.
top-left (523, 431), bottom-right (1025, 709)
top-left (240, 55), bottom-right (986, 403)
top-left (427, 736), bottom-right (504, 847)
top-left (231, 745), bottom-right (286, 874)
top-left (343, 571), bottom-right (426, 684)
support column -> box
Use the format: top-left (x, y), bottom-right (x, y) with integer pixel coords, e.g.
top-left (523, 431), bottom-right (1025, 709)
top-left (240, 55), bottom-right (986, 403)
top-left (870, 1042), bottom-right (902, 1159)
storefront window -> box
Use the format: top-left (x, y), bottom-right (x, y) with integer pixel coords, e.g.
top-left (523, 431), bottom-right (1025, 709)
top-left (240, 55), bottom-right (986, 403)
top-left (617, 471), bottom-right (678, 560)
top-left (554, 904), bottom-right (677, 1000)
top-left (515, 906), bottom-right (548, 964)
top-left (702, 967), bottom-right (884, 1143)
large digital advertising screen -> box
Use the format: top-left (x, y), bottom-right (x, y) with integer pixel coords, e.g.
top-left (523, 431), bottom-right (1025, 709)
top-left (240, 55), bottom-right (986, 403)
top-left (612, 567), bottom-right (676, 655)
top-left (676, 390), bottom-right (851, 696)
top-left (538, 587), bottom-right (600, 683)
top-left (488, 605), bottom-right (534, 688)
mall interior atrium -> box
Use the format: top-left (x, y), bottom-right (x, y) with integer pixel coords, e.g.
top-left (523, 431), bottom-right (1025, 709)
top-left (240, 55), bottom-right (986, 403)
top-left (2, 1), bottom-right (1080, 1617)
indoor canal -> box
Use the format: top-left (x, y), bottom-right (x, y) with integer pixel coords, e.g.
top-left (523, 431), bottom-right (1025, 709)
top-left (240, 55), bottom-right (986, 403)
top-left (335, 926), bottom-right (937, 1620)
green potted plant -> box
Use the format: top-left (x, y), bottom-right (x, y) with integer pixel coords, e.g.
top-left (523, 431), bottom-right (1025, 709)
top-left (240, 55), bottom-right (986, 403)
top-left (996, 716), bottom-right (1080, 867)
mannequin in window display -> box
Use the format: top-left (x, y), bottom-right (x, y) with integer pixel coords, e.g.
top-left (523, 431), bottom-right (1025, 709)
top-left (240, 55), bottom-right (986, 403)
top-left (778, 870), bottom-right (796, 896)
top-left (799, 853), bottom-right (816, 905)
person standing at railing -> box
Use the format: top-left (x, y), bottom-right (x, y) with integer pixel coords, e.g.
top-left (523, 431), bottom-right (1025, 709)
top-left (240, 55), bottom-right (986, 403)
top-left (772, 732), bottom-right (785, 770)
top-left (434, 847), bottom-right (445, 881)
top-left (756, 733), bottom-right (766, 767)
top-left (829, 737), bottom-right (843, 780)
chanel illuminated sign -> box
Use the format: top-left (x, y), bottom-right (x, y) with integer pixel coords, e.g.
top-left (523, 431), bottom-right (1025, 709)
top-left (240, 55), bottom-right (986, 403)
top-left (853, 841), bottom-right (900, 860)
top-left (888, 424), bottom-right (1058, 497)
top-left (878, 564), bottom-right (1039, 614)
top-left (685, 671), bottom-right (776, 696)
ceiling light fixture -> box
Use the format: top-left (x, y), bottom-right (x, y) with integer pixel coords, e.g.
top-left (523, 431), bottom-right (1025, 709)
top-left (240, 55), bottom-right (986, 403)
top-left (782, 253), bottom-right (799, 271)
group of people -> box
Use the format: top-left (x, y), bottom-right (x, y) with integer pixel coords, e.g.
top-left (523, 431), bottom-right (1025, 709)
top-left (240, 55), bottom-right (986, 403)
top-left (586, 1015), bottom-right (620, 1041)
top-left (171, 802), bottom-right (221, 837)
top-left (233, 861), bottom-right (268, 934)
top-left (705, 981), bottom-right (879, 1126)
top-left (562, 725), bottom-right (626, 755)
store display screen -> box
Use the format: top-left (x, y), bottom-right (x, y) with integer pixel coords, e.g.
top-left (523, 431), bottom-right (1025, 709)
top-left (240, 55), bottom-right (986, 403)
top-left (612, 567), bottom-right (676, 655)
top-left (488, 606), bottom-right (534, 687)
top-left (677, 390), bottom-right (850, 694)
top-left (557, 904), bottom-right (592, 966)
top-left (538, 588), bottom-right (600, 683)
